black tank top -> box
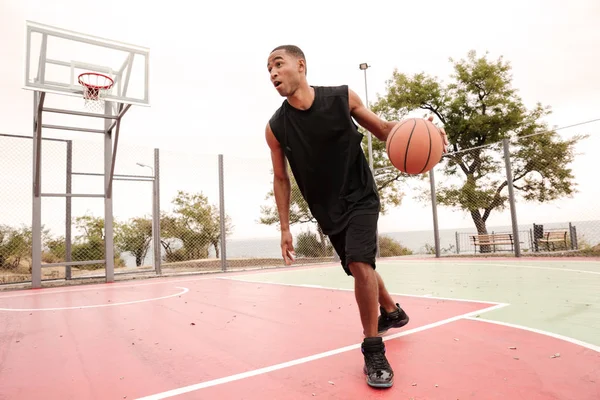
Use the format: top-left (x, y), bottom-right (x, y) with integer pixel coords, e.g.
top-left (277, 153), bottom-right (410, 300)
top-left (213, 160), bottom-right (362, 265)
top-left (269, 85), bottom-right (380, 235)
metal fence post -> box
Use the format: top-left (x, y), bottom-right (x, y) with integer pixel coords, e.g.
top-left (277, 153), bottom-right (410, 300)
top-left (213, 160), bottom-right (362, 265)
top-left (455, 231), bottom-right (460, 254)
top-left (104, 105), bottom-right (114, 283)
top-left (218, 154), bottom-right (227, 272)
top-left (429, 168), bottom-right (441, 257)
top-left (65, 140), bottom-right (72, 280)
top-left (153, 148), bottom-right (161, 275)
top-left (31, 92), bottom-right (44, 288)
top-left (502, 138), bottom-right (521, 257)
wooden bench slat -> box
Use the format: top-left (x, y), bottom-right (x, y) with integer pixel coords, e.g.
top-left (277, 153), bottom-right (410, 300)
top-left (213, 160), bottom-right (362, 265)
top-left (536, 230), bottom-right (568, 251)
top-left (470, 233), bottom-right (515, 253)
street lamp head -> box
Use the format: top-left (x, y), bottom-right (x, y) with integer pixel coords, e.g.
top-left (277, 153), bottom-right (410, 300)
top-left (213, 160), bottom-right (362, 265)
top-left (359, 63), bottom-right (369, 70)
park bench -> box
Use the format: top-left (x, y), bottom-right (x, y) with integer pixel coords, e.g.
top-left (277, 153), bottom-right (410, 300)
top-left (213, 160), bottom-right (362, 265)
top-left (536, 230), bottom-right (568, 251)
top-left (470, 233), bottom-right (515, 253)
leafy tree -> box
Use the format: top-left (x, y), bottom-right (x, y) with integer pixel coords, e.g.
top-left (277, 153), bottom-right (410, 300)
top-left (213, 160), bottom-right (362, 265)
top-left (377, 235), bottom-right (413, 257)
top-left (295, 231), bottom-right (334, 257)
top-left (259, 173), bottom-right (330, 255)
top-left (372, 50), bottom-right (585, 242)
top-left (44, 236), bottom-right (66, 263)
top-left (63, 215), bottom-right (125, 269)
top-left (0, 225), bottom-right (32, 270)
top-left (160, 191), bottom-right (232, 261)
top-left (115, 217), bottom-right (153, 267)
top-left (158, 214), bottom-right (186, 261)
top-left (74, 215), bottom-right (104, 242)
top-left (69, 215), bottom-right (106, 268)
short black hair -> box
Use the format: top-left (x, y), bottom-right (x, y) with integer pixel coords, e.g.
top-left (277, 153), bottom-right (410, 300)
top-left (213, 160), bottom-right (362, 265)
top-left (271, 45), bottom-right (305, 60)
top-left (271, 45), bottom-right (307, 74)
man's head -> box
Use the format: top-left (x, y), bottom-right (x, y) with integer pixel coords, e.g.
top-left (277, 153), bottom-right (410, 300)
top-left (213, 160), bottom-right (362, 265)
top-left (267, 45), bottom-right (308, 97)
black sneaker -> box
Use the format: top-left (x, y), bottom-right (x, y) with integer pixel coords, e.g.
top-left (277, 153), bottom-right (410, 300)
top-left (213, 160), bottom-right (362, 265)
top-left (361, 337), bottom-right (394, 388)
top-left (378, 303), bottom-right (409, 335)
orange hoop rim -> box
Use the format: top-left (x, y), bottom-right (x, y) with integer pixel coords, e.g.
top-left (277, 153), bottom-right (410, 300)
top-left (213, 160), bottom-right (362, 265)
top-left (78, 72), bottom-right (114, 90)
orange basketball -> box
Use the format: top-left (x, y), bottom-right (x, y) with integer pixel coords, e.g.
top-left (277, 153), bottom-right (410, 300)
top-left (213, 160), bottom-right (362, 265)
top-left (386, 118), bottom-right (444, 175)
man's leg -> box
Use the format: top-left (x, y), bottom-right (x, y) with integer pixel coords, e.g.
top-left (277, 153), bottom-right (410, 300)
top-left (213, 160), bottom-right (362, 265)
top-left (343, 214), bottom-right (394, 388)
top-left (348, 262), bottom-right (379, 337)
top-left (376, 271), bottom-right (410, 334)
top-left (345, 247), bottom-right (409, 337)
top-left (376, 271), bottom-right (397, 313)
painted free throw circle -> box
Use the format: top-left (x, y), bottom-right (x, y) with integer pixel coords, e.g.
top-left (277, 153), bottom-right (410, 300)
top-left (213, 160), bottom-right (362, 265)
top-left (0, 286), bottom-right (189, 311)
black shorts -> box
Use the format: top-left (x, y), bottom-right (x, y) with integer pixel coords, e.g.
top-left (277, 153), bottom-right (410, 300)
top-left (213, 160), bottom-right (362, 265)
top-left (328, 213), bottom-right (378, 276)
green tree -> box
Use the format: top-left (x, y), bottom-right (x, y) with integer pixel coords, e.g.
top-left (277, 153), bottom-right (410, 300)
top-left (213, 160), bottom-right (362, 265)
top-left (294, 231), bottom-right (334, 257)
top-left (115, 217), bottom-right (153, 267)
top-left (160, 191), bottom-right (232, 261)
top-left (377, 235), bottom-right (413, 257)
top-left (71, 215), bottom-right (106, 268)
top-left (372, 50), bottom-right (585, 241)
top-left (259, 172), bottom-right (330, 255)
top-left (65, 215), bottom-right (125, 269)
top-left (74, 215), bottom-right (104, 242)
top-left (0, 225), bottom-right (31, 270)
top-left (158, 214), bottom-right (185, 261)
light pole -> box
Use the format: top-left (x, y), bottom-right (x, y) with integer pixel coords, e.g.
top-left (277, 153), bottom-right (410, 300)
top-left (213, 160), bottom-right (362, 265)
top-left (136, 162), bottom-right (160, 274)
top-left (359, 63), bottom-right (373, 172)
top-left (136, 162), bottom-right (152, 173)
top-left (360, 63), bottom-right (380, 257)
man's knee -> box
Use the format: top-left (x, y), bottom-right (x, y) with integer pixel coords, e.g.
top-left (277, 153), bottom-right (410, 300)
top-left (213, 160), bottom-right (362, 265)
top-left (348, 261), bottom-right (376, 281)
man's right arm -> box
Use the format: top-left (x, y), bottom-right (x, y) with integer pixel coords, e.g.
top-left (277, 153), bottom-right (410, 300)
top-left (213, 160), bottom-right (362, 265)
top-left (265, 122), bottom-right (290, 232)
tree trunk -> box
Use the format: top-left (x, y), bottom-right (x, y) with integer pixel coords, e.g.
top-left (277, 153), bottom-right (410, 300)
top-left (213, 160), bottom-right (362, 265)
top-left (470, 209), bottom-right (491, 253)
top-left (213, 240), bottom-right (220, 259)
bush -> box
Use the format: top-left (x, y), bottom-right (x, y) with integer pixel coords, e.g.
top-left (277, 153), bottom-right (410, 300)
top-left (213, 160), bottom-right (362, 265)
top-left (0, 225), bottom-right (30, 270)
top-left (378, 235), bottom-right (412, 257)
top-left (295, 231), bottom-right (334, 257)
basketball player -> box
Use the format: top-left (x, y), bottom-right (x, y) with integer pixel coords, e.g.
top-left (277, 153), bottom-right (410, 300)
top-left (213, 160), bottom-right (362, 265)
top-left (265, 45), bottom-right (448, 388)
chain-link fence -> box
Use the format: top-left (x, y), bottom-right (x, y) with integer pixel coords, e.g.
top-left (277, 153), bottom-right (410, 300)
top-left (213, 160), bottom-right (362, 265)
top-left (2, 120), bottom-right (598, 287)
top-left (421, 124), bottom-right (599, 257)
top-left (154, 149), bottom-right (220, 275)
top-left (1, 134), bottom-right (35, 285)
top-left (0, 133), bottom-right (159, 285)
top-left (224, 154), bottom-right (337, 270)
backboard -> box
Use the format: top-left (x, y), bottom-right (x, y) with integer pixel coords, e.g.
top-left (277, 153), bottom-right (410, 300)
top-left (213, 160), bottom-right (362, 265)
top-left (24, 20), bottom-right (149, 107)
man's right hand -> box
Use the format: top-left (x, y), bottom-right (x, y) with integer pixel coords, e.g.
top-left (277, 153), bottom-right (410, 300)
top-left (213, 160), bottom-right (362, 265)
top-left (281, 230), bottom-right (295, 265)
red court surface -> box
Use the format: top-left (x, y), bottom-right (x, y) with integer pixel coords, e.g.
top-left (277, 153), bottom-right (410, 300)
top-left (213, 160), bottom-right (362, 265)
top-left (187, 318), bottom-right (599, 400)
top-left (0, 277), bottom-right (597, 399)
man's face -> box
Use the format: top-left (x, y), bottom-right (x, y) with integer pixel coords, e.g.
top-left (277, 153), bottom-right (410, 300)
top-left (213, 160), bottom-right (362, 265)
top-left (267, 49), bottom-right (304, 97)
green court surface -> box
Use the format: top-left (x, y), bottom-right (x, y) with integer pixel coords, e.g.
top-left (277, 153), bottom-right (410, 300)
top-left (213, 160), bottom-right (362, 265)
top-left (228, 258), bottom-right (600, 348)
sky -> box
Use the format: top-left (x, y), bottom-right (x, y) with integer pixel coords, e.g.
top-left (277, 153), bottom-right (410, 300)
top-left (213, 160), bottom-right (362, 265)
top-left (0, 0), bottom-right (599, 242)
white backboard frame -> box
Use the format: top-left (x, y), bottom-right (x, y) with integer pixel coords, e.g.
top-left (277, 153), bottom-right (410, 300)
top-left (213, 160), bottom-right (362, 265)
top-left (24, 20), bottom-right (150, 107)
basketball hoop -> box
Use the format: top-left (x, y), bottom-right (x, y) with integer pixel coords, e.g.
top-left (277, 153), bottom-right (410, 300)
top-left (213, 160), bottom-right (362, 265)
top-left (78, 72), bottom-right (114, 112)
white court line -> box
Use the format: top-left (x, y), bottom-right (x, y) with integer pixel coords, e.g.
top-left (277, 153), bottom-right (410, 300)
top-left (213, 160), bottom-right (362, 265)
top-left (382, 258), bottom-right (600, 264)
top-left (474, 263), bottom-right (600, 276)
top-left (219, 277), bottom-right (502, 305)
top-left (465, 317), bottom-right (600, 353)
top-left (0, 274), bottom-right (224, 299)
top-left (0, 286), bottom-right (189, 312)
top-left (0, 264), bottom-right (334, 299)
top-left (381, 260), bottom-right (600, 276)
top-left (135, 302), bottom-right (508, 400)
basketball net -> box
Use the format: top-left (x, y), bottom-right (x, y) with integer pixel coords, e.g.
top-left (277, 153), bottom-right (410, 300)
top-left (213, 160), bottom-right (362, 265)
top-left (78, 73), bottom-right (114, 113)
